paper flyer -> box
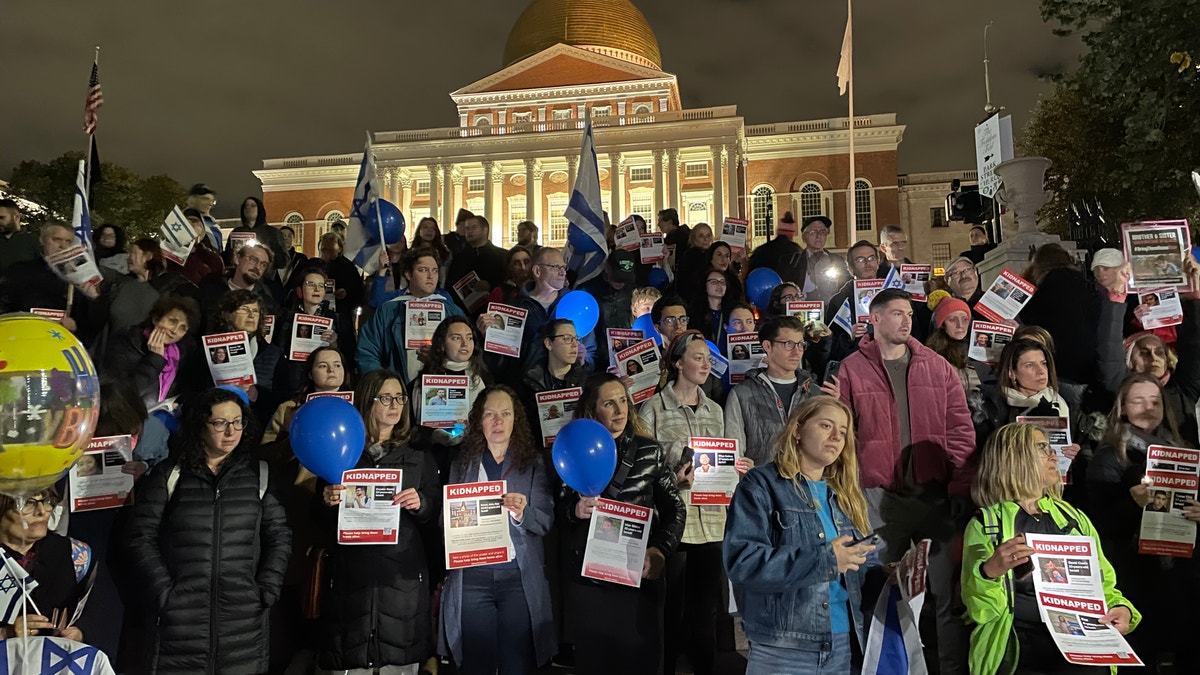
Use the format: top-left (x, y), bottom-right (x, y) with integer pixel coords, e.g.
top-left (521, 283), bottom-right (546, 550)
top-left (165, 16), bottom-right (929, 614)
top-left (30, 308), bottom-right (65, 323)
top-left (688, 437), bottom-right (740, 506)
top-left (46, 245), bottom-right (104, 298)
top-left (968, 321), bottom-right (1015, 364)
top-left (639, 233), bottom-right (664, 264)
top-left (68, 435), bottom-right (135, 513)
top-left (615, 216), bottom-right (640, 252)
top-left (263, 315), bottom-right (275, 343)
top-left (853, 279), bottom-right (886, 323)
top-left (306, 391), bottom-right (354, 403)
top-left (420, 374), bottom-right (471, 428)
top-left (1024, 534), bottom-right (1143, 667)
top-left (1017, 416), bottom-right (1073, 482)
top-left (483, 303), bottom-right (528, 358)
top-left (337, 469), bottom-right (403, 545)
top-left (726, 333), bottom-right (765, 384)
top-left (582, 498), bottom-right (652, 588)
top-left (616, 338), bottom-right (661, 404)
top-left (606, 328), bottom-right (645, 369)
top-left (443, 481), bottom-right (514, 570)
top-left (1122, 220), bottom-right (1192, 291)
top-left (1138, 445), bottom-right (1200, 557)
top-left (202, 331), bottom-right (256, 387)
top-left (719, 217), bottom-right (749, 253)
top-left (324, 279), bottom-right (337, 311)
top-left (535, 387), bottom-right (582, 447)
top-left (1135, 288), bottom-right (1184, 329)
top-left (900, 264), bottom-right (932, 301)
top-left (786, 301), bottom-right (825, 324)
top-left (452, 271), bottom-right (489, 313)
top-left (405, 299), bottom-right (445, 349)
top-left (228, 232), bottom-right (256, 259)
top-left (976, 269), bottom-right (1037, 323)
top-left (289, 314), bottom-right (334, 361)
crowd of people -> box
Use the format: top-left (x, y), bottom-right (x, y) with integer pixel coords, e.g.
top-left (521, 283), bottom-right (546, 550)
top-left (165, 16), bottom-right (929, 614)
top-left (0, 189), bottom-right (1196, 675)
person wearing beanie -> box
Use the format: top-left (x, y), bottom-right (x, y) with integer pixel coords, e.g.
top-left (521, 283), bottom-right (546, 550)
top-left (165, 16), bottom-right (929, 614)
top-left (747, 211), bottom-right (802, 282)
top-left (925, 290), bottom-right (987, 398)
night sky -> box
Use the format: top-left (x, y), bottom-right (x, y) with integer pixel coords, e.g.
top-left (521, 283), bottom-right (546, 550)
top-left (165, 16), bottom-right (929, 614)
top-left (4, 0), bottom-right (1081, 219)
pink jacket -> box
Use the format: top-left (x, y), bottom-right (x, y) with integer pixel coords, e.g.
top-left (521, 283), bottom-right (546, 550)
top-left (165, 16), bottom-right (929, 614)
top-left (838, 334), bottom-right (976, 495)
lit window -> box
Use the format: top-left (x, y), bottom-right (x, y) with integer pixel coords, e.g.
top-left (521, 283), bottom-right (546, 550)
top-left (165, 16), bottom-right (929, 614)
top-left (932, 243), bottom-right (951, 269)
top-left (854, 179), bottom-right (873, 231)
top-left (548, 197), bottom-right (570, 244)
top-left (416, 180), bottom-right (430, 196)
top-left (751, 186), bottom-right (775, 238)
top-left (592, 106), bottom-right (612, 118)
top-left (552, 109), bottom-right (572, 120)
top-left (468, 177), bottom-right (486, 192)
top-left (799, 182), bottom-right (825, 220)
top-left (632, 103), bottom-right (653, 115)
top-left (630, 167), bottom-right (653, 182)
top-left (688, 200), bottom-right (709, 225)
top-left (512, 111), bottom-right (533, 124)
top-left (474, 115), bottom-right (492, 127)
top-left (507, 197), bottom-right (526, 246)
top-left (930, 206), bottom-right (948, 228)
top-left (324, 210), bottom-right (345, 224)
top-left (284, 212), bottom-right (303, 226)
top-left (629, 191), bottom-right (653, 222)
top-left (685, 162), bottom-right (708, 179)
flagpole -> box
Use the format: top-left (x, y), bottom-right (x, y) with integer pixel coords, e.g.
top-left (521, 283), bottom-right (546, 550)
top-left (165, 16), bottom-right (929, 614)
top-left (367, 132), bottom-right (386, 250)
top-left (84, 46), bottom-right (99, 203)
top-left (846, 0), bottom-right (856, 240)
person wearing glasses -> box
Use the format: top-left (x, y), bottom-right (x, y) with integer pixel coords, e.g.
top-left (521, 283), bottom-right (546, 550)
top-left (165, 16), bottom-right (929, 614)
top-left (963, 423), bottom-right (1137, 675)
top-left (761, 282), bottom-right (803, 323)
top-left (725, 316), bottom-right (838, 467)
top-left (504, 247), bottom-right (597, 379)
top-left (317, 370), bottom-right (440, 675)
top-left (518, 319), bottom-right (589, 450)
top-left (0, 486), bottom-right (93, 643)
top-left (940, 256), bottom-right (987, 321)
top-left (276, 268), bottom-right (340, 392)
top-left (198, 243), bottom-right (281, 332)
top-left (651, 295), bottom-right (691, 346)
top-left (105, 295), bottom-right (202, 411)
top-left (687, 269), bottom-right (738, 345)
top-left (124, 387), bottom-right (292, 674)
top-left (837, 288), bottom-right (976, 675)
top-left (207, 289), bottom-right (288, 424)
top-left (824, 240), bottom-right (884, 369)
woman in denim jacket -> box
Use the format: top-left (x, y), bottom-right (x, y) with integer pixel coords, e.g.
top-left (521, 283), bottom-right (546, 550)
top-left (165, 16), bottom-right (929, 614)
top-left (724, 395), bottom-right (877, 674)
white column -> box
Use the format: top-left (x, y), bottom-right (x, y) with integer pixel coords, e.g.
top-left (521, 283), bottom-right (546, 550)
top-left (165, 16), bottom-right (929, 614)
top-left (609, 153), bottom-right (624, 222)
top-left (652, 149), bottom-right (664, 215)
top-left (531, 165), bottom-right (544, 229)
top-left (382, 169), bottom-right (395, 206)
top-left (482, 160), bottom-right (497, 226)
top-left (399, 175), bottom-right (413, 224)
top-left (441, 163), bottom-right (454, 228)
top-left (711, 145), bottom-right (725, 224)
top-left (451, 168), bottom-right (464, 217)
top-left (726, 144), bottom-right (741, 219)
top-left (667, 148), bottom-right (680, 211)
top-left (566, 155), bottom-right (579, 195)
top-left (525, 159), bottom-right (542, 227)
top-left (427, 164), bottom-right (441, 229)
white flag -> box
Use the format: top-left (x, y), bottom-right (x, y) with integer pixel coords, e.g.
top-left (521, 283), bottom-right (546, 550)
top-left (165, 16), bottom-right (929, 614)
top-left (836, 4), bottom-right (853, 95)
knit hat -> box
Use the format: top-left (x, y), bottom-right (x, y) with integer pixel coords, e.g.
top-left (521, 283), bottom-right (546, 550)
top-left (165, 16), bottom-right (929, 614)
top-left (776, 212), bottom-right (798, 237)
top-left (1123, 331), bottom-right (1177, 374)
top-left (928, 290), bottom-right (971, 329)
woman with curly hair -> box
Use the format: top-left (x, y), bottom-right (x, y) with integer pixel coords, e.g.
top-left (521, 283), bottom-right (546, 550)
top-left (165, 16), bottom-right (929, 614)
top-left (409, 315), bottom-right (494, 470)
top-left (124, 387), bottom-right (292, 674)
top-left (438, 385), bottom-right (556, 674)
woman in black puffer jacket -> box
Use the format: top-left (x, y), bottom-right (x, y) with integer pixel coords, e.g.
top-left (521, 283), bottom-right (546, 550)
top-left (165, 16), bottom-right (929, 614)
top-left (317, 369), bottom-right (441, 673)
top-left (123, 387), bottom-right (292, 674)
top-left (558, 373), bottom-right (687, 675)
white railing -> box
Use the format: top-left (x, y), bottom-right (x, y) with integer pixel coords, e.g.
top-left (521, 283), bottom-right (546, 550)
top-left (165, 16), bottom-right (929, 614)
top-left (744, 113), bottom-right (897, 137)
top-left (897, 170), bottom-right (979, 187)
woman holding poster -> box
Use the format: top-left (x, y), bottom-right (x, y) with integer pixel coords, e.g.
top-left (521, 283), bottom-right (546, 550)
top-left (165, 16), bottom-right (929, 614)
top-left (211, 289), bottom-right (286, 423)
top-left (276, 269), bottom-right (340, 391)
top-left (925, 290), bottom-right (989, 398)
top-left (1086, 374), bottom-right (1197, 671)
top-left (558, 373), bottom-right (686, 675)
top-left (723, 396), bottom-right (875, 675)
top-left (640, 330), bottom-right (753, 675)
top-left (317, 370), bottom-right (441, 674)
top-left (963, 422), bottom-right (1138, 675)
top-left (687, 269), bottom-right (736, 344)
top-left (439, 385), bottom-right (555, 674)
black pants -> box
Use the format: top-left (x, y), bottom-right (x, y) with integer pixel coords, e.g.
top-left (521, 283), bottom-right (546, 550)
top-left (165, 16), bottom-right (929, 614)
top-left (662, 542), bottom-right (725, 675)
top-left (459, 567), bottom-right (534, 675)
top-left (568, 578), bottom-right (665, 675)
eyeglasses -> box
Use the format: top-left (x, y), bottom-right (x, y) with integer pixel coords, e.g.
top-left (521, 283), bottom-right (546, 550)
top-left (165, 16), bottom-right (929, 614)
top-left (207, 418), bottom-right (246, 433)
top-left (234, 306), bottom-right (261, 317)
top-left (779, 293), bottom-right (802, 302)
top-left (551, 335), bottom-right (578, 345)
top-left (244, 257), bottom-right (269, 269)
top-left (660, 316), bottom-right (690, 328)
top-left (374, 394), bottom-right (409, 407)
top-left (946, 268), bottom-right (975, 281)
top-left (706, 278), bottom-right (727, 286)
top-left (1034, 442), bottom-right (1056, 458)
top-left (853, 255), bottom-right (879, 264)
top-left (538, 263), bottom-right (567, 273)
top-left (19, 495), bottom-right (59, 515)
top-left (770, 339), bottom-right (805, 352)
top-left (303, 281), bottom-right (324, 289)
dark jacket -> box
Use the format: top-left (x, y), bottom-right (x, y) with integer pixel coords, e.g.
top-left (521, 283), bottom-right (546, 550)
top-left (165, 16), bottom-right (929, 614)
top-left (317, 441), bottom-right (441, 671)
top-left (197, 276), bottom-right (281, 333)
top-left (171, 239), bottom-right (225, 288)
top-left (747, 236), bottom-right (801, 280)
top-left (557, 429), bottom-right (686, 579)
top-left (0, 256), bottom-right (96, 340)
top-left (0, 230), bottom-right (40, 275)
top-left (582, 275), bottom-right (634, 368)
top-left (123, 454), bottom-right (292, 674)
top-left (519, 360), bottom-right (589, 449)
top-left (446, 242), bottom-right (507, 312)
top-left (225, 222), bottom-right (288, 274)
top-left (1020, 267), bottom-right (1102, 390)
top-left (104, 327), bottom-right (201, 410)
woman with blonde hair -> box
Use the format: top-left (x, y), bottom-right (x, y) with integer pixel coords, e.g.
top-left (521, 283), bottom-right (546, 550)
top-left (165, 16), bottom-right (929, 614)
top-left (724, 396), bottom-right (876, 674)
top-left (962, 422), bottom-right (1138, 675)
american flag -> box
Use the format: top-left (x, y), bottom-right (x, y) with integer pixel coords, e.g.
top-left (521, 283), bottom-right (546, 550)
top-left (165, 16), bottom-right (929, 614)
top-left (83, 59), bottom-right (103, 134)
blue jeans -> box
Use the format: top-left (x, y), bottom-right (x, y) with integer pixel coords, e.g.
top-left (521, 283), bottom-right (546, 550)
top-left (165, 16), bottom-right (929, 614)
top-left (746, 633), bottom-right (852, 675)
top-left (460, 567), bottom-right (534, 675)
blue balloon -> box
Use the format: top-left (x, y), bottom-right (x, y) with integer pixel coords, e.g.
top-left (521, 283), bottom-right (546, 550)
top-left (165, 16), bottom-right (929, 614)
top-left (632, 312), bottom-right (662, 346)
top-left (215, 385), bottom-right (251, 406)
top-left (289, 397), bottom-right (366, 484)
top-left (365, 199), bottom-right (406, 245)
top-left (554, 290), bottom-right (600, 336)
top-left (746, 268), bottom-right (784, 308)
top-left (647, 267), bottom-right (669, 290)
top-left (552, 419), bottom-right (618, 497)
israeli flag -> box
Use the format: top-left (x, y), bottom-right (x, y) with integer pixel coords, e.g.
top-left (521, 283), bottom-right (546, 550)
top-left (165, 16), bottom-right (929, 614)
top-left (883, 264), bottom-right (905, 291)
top-left (832, 298), bottom-right (854, 335)
top-left (563, 120), bottom-right (608, 285)
top-left (0, 549), bottom-right (37, 625)
top-left (0, 636), bottom-right (116, 675)
top-left (345, 132), bottom-right (383, 274)
top-left (160, 206), bottom-right (197, 248)
top-left (70, 160), bottom-right (92, 251)
top-left (862, 540), bottom-right (930, 675)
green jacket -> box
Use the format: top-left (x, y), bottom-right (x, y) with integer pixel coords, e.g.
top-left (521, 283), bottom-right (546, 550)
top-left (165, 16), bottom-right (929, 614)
top-left (961, 497), bottom-right (1141, 675)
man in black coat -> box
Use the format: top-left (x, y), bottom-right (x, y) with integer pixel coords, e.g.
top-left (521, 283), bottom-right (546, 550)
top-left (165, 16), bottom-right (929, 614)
top-left (446, 215), bottom-right (507, 315)
top-left (657, 207), bottom-right (690, 276)
top-left (197, 243), bottom-right (281, 332)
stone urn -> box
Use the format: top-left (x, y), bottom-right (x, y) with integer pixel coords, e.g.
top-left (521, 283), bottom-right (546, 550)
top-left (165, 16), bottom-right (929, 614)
top-left (994, 157), bottom-right (1053, 236)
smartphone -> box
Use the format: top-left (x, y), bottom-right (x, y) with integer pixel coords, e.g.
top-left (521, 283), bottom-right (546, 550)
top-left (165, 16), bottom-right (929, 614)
top-left (823, 360), bottom-right (842, 385)
top-left (849, 531), bottom-right (878, 546)
top-left (676, 446), bottom-right (696, 474)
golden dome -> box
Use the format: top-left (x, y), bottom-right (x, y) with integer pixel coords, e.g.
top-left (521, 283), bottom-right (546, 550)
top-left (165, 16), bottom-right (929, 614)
top-left (503, 0), bottom-right (662, 70)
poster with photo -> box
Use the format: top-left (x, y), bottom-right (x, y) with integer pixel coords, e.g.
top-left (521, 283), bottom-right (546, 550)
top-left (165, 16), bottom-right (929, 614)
top-left (976, 269), bottom-right (1037, 323)
top-left (900, 264), bottom-right (932, 301)
top-left (483, 303), bottom-right (528, 358)
top-left (616, 338), bottom-right (661, 404)
top-left (615, 216), bottom-right (641, 251)
top-left (726, 333), bottom-right (765, 384)
top-left (1122, 220), bottom-right (1192, 290)
top-left (968, 321), bottom-right (1015, 364)
top-left (640, 233), bottom-right (664, 264)
top-left (202, 331), bottom-right (256, 387)
top-left (46, 245), bottom-right (103, 298)
top-left (582, 498), bottom-right (652, 588)
top-left (227, 232), bottom-right (255, 259)
top-left (607, 328), bottom-right (645, 370)
top-left (1135, 288), bottom-right (1184, 329)
top-left (688, 437), bottom-right (740, 506)
top-left (68, 435), bottom-right (135, 513)
top-left (337, 469), bottom-right (403, 545)
top-left (536, 387), bottom-right (582, 447)
top-left (853, 279), bottom-right (886, 323)
top-left (404, 299), bottom-right (444, 349)
top-left (306, 391), bottom-right (354, 403)
top-left (1138, 445), bottom-right (1200, 557)
top-left (452, 271), bottom-right (489, 313)
top-left (786, 301), bottom-right (825, 324)
top-left (289, 314), bottom-right (333, 361)
top-left (719, 217), bottom-right (749, 253)
top-left (419, 374), bottom-right (470, 428)
top-left (443, 481), bottom-right (514, 570)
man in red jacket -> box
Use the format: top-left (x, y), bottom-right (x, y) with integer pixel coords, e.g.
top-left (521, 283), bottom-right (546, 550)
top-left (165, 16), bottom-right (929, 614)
top-left (838, 288), bottom-right (975, 675)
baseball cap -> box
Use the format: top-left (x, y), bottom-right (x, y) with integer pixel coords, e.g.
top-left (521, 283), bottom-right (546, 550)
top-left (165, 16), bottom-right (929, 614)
top-left (607, 249), bottom-right (636, 283)
top-left (188, 183), bottom-right (215, 196)
top-left (802, 215), bottom-right (832, 232)
top-left (1091, 248), bottom-right (1125, 270)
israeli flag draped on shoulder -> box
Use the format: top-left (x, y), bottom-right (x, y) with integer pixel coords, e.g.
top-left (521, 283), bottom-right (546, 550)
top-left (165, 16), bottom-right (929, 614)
top-left (345, 132), bottom-right (383, 275)
top-left (0, 636), bottom-right (116, 675)
top-left (0, 549), bottom-right (37, 625)
top-left (70, 160), bottom-right (92, 253)
top-left (563, 117), bottom-right (608, 286)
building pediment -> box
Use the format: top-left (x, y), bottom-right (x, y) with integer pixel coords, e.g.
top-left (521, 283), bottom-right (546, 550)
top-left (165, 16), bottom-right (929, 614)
top-left (452, 43), bottom-right (676, 99)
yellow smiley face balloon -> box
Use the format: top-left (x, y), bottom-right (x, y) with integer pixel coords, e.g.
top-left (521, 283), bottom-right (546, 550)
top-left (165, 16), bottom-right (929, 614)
top-left (0, 315), bottom-right (100, 496)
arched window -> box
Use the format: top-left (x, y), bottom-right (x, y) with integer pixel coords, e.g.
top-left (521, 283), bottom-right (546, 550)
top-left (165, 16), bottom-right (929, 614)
top-left (474, 115), bottom-right (492, 127)
top-left (852, 178), bottom-right (873, 231)
top-left (632, 103), bottom-right (653, 116)
top-left (799, 182), bottom-right (825, 220)
top-left (751, 186), bottom-right (775, 238)
top-left (283, 212), bottom-right (303, 227)
top-left (324, 210), bottom-right (345, 235)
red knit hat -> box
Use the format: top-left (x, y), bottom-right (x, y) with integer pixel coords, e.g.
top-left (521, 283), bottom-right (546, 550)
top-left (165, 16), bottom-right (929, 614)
top-left (929, 290), bottom-right (971, 329)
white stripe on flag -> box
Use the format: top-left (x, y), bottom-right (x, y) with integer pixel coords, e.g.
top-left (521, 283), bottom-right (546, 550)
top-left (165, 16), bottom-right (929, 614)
top-left (563, 121), bottom-right (608, 285)
top-left (161, 206), bottom-right (196, 247)
top-left (345, 132), bottom-right (382, 274)
top-left (71, 160), bottom-right (92, 251)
